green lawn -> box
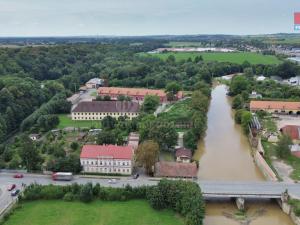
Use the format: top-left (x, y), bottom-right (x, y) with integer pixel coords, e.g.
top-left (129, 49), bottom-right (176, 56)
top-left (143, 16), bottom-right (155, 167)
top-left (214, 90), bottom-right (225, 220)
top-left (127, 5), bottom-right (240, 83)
top-left (57, 114), bottom-right (101, 129)
top-left (159, 99), bottom-right (192, 123)
top-left (141, 52), bottom-right (281, 65)
top-left (4, 200), bottom-right (183, 225)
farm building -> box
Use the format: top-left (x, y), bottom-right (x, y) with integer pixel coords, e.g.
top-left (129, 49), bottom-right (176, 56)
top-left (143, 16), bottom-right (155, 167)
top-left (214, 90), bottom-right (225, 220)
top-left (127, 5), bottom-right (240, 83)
top-left (154, 161), bottom-right (197, 178)
top-left (250, 101), bottom-right (300, 115)
top-left (98, 87), bottom-right (183, 103)
top-left (72, 101), bottom-right (140, 120)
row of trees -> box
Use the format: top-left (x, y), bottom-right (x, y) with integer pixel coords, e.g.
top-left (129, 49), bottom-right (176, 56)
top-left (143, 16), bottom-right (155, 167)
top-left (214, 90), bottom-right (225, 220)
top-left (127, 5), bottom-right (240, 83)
top-left (183, 82), bottom-right (211, 151)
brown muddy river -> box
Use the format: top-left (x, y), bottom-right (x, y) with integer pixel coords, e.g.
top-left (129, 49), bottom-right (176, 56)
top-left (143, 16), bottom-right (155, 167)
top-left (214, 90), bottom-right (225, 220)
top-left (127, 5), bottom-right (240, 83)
top-left (194, 85), bottom-right (294, 225)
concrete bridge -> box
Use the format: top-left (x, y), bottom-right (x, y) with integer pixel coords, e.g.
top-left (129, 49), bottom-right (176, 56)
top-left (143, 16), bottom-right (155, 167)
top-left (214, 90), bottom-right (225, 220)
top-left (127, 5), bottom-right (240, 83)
top-left (198, 181), bottom-right (300, 211)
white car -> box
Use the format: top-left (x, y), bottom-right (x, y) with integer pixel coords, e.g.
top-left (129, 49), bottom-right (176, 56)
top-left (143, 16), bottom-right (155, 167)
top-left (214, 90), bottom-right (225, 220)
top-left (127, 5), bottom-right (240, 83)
top-left (108, 179), bottom-right (117, 184)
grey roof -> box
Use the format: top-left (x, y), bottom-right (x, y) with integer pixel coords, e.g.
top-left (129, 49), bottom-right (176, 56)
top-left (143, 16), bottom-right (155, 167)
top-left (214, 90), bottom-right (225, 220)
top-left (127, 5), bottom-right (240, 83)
top-left (72, 101), bottom-right (140, 113)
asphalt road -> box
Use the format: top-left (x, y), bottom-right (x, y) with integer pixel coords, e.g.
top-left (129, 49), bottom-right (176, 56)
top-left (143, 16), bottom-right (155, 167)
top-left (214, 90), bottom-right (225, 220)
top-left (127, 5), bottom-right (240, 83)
top-left (0, 173), bottom-right (157, 213)
top-left (1, 173), bottom-right (300, 216)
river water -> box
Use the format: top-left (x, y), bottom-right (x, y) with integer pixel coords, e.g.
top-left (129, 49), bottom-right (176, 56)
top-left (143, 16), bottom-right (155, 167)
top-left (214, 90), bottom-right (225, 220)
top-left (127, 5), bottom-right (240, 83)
top-left (194, 85), bottom-right (294, 225)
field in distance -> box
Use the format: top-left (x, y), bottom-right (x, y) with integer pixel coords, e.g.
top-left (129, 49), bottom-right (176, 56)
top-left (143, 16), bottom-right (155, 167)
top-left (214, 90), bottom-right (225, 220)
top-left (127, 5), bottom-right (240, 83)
top-left (141, 52), bottom-right (281, 65)
top-left (3, 200), bottom-right (183, 225)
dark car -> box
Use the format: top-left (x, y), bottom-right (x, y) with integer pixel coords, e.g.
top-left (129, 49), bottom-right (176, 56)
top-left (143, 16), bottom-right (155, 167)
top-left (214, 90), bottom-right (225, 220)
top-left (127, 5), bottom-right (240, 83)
top-left (11, 189), bottom-right (20, 197)
top-left (133, 173), bottom-right (139, 179)
top-left (13, 174), bottom-right (23, 178)
top-left (7, 184), bottom-right (16, 191)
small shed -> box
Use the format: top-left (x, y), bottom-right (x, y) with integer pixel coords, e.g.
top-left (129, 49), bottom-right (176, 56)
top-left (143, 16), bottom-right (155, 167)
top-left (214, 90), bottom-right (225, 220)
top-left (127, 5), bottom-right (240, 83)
top-left (175, 147), bottom-right (192, 163)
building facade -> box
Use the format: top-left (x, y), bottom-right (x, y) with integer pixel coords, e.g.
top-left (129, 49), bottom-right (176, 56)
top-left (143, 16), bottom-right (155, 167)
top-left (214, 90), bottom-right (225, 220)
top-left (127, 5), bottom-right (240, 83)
top-left (86, 78), bottom-right (104, 89)
top-left (250, 101), bottom-right (300, 115)
top-left (71, 101), bottom-right (140, 120)
top-left (98, 87), bottom-right (183, 103)
top-left (80, 145), bottom-right (134, 175)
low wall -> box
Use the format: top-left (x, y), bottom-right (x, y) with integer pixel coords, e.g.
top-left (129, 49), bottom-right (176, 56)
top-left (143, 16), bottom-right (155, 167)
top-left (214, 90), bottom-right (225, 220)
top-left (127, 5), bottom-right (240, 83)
top-left (291, 210), bottom-right (300, 225)
top-left (253, 150), bottom-right (278, 181)
top-left (0, 198), bottom-right (18, 220)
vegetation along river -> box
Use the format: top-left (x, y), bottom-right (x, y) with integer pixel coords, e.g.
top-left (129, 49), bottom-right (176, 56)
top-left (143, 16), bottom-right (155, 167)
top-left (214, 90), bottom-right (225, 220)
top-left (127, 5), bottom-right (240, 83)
top-left (194, 85), bottom-right (293, 225)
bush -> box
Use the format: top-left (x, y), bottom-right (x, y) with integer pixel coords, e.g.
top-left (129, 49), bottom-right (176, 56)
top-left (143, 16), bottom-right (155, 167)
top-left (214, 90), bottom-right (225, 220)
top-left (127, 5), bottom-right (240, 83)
top-left (79, 183), bottom-right (93, 203)
top-left (63, 192), bottom-right (75, 202)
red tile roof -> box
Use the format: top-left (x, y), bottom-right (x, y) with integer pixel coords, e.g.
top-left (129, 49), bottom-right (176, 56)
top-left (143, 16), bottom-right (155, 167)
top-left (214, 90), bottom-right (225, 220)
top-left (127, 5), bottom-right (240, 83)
top-left (155, 161), bottom-right (197, 178)
top-left (281, 125), bottom-right (300, 140)
top-left (98, 87), bottom-right (166, 97)
top-left (80, 145), bottom-right (133, 159)
top-left (98, 87), bottom-right (184, 100)
top-left (175, 147), bottom-right (192, 159)
top-left (250, 101), bottom-right (300, 111)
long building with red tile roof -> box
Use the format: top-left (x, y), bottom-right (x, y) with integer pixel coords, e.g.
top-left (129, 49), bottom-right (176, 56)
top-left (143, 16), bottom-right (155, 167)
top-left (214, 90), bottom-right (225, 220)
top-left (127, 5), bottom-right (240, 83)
top-left (250, 101), bottom-right (300, 115)
top-left (98, 87), bottom-right (183, 103)
top-left (80, 145), bottom-right (134, 175)
top-left (154, 161), bottom-right (197, 178)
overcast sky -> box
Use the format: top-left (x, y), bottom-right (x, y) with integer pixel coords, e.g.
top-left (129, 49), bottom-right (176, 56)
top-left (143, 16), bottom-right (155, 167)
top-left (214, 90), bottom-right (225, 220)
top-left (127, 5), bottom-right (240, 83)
top-left (0, 0), bottom-right (299, 37)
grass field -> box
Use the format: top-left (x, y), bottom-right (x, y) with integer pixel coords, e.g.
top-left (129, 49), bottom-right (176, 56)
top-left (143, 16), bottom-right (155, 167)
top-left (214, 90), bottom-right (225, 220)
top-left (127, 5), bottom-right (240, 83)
top-left (165, 41), bottom-right (204, 47)
top-left (57, 114), bottom-right (101, 129)
top-left (4, 200), bottom-right (183, 225)
top-left (141, 52), bottom-right (281, 65)
top-left (159, 98), bottom-right (192, 122)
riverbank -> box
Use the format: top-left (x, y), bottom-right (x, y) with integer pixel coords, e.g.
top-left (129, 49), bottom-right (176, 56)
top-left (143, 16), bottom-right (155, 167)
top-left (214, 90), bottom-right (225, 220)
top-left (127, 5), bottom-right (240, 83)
top-left (196, 84), bottom-right (295, 225)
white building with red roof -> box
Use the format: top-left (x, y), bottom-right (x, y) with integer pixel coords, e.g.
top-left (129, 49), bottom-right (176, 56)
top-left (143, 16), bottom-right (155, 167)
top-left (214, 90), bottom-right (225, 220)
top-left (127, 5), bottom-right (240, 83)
top-left (80, 145), bottom-right (134, 175)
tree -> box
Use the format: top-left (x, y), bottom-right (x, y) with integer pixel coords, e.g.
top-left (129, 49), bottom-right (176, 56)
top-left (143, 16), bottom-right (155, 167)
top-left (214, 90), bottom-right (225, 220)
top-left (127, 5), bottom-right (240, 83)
top-left (70, 142), bottom-right (79, 151)
top-left (136, 140), bottom-right (159, 175)
top-left (276, 135), bottom-right (292, 159)
top-left (139, 117), bottom-right (178, 151)
top-left (18, 135), bottom-right (43, 171)
top-left (191, 91), bottom-right (209, 114)
top-left (166, 82), bottom-right (181, 95)
top-left (183, 130), bottom-right (198, 151)
top-left (141, 95), bottom-right (160, 113)
top-left (232, 94), bottom-right (244, 109)
top-left (80, 183), bottom-right (93, 203)
top-left (101, 116), bottom-right (116, 130)
top-left (230, 75), bottom-right (248, 95)
top-left (244, 67), bottom-right (254, 78)
top-left (103, 95), bottom-right (111, 101)
top-left (241, 111), bottom-right (252, 134)
top-left (97, 130), bottom-right (116, 145)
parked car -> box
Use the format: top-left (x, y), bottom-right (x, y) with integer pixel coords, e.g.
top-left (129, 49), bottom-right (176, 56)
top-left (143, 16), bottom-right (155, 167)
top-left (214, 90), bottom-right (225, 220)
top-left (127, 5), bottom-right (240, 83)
top-left (7, 184), bottom-right (16, 191)
top-left (13, 174), bottom-right (23, 178)
top-left (11, 189), bottom-right (20, 197)
top-left (133, 173), bottom-right (139, 179)
top-left (108, 179), bottom-right (117, 184)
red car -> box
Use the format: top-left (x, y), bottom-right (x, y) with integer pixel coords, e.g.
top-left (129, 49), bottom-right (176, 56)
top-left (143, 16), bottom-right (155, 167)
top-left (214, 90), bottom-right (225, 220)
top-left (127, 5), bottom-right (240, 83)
top-left (7, 184), bottom-right (16, 191)
top-left (13, 174), bottom-right (23, 178)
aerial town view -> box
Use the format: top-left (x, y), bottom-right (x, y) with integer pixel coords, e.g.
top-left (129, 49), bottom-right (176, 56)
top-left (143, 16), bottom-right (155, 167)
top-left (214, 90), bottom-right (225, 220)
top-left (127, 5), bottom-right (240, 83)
top-left (1, 1), bottom-right (300, 225)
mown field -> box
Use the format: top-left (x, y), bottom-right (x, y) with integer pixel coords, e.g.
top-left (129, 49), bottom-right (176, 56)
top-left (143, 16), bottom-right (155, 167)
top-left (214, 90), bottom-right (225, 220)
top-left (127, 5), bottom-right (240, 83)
top-left (3, 200), bottom-right (183, 225)
top-left (165, 41), bottom-right (204, 47)
top-left (57, 114), bottom-right (101, 129)
top-left (141, 52), bottom-right (281, 65)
